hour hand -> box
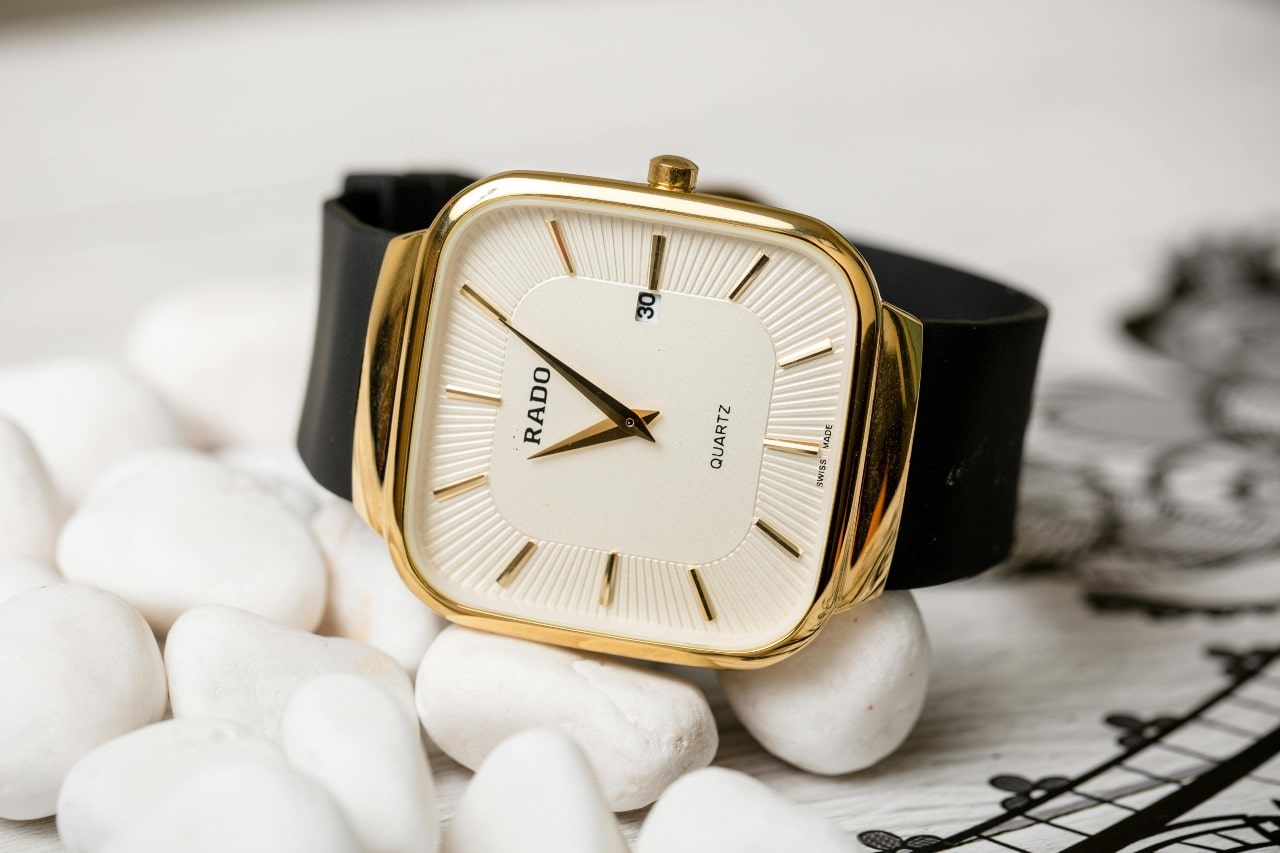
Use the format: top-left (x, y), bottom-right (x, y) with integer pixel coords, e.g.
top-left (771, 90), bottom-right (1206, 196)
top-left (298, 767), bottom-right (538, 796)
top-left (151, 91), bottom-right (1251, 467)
top-left (530, 411), bottom-right (660, 460)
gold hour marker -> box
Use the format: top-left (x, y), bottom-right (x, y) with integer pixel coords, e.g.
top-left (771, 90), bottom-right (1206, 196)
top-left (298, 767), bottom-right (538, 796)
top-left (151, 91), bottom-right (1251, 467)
top-left (496, 540), bottom-right (536, 587)
top-left (763, 437), bottom-right (821, 457)
top-left (547, 219), bottom-right (575, 275)
top-left (432, 473), bottom-right (488, 502)
top-left (460, 282), bottom-right (508, 325)
top-left (778, 338), bottom-right (834, 369)
top-left (688, 569), bottom-right (716, 622)
top-left (648, 234), bottom-right (666, 291)
top-left (599, 552), bottom-right (619, 607)
top-left (729, 252), bottom-right (769, 301)
top-left (755, 518), bottom-right (802, 559)
top-left (444, 385), bottom-right (501, 406)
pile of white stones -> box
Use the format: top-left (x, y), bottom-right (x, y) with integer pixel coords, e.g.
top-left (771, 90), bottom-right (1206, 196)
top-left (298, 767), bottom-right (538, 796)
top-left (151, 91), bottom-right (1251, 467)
top-left (0, 281), bottom-right (931, 852)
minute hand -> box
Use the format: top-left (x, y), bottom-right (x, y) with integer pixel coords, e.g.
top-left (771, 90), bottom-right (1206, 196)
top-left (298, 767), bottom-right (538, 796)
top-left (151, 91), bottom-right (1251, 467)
top-left (505, 324), bottom-right (655, 443)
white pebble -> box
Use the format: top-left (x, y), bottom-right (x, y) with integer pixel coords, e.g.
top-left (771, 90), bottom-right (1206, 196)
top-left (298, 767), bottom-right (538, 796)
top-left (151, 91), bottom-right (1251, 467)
top-left (124, 278), bottom-right (315, 448)
top-left (217, 445), bottom-right (333, 520)
top-left (0, 416), bottom-right (63, 563)
top-left (99, 755), bottom-right (360, 853)
top-left (165, 605), bottom-right (414, 742)
top-left (57, 449), bottom-right (327, 633)
top-left (637, 766), bottom-right (855, 852)
top-left (0, 358), bottom-right (180, 504)
top-left (312, 501), bottom-right (446, 672)
top-left (0, 585), bottom-right (166, 820)
top-left (283, 674), bottom-right (438, 853)
top-left (417, 626), bottom-right (717, 811)
top-left (57, 718), bottom-right (284, 853)
top-left (443, 729), bottom-right (627, 853)
top-left (0, 556), bottom-right (61, 606)
top-left (719, 591), bottom-right (930, 775)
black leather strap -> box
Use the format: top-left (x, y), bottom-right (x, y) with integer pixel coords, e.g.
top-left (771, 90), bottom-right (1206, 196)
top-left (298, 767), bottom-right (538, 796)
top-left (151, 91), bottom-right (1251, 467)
top-left (297, 174), bottom-right (476, 499)
top-left (298, 173), bottom-right (1047, 589)
top-left (860, 246), bottom-right (1047, 588)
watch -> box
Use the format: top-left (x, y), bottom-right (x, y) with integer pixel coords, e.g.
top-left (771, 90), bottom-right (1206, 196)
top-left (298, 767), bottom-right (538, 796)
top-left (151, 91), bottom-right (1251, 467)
top-left (297, 157), bottom-right (1047, 668)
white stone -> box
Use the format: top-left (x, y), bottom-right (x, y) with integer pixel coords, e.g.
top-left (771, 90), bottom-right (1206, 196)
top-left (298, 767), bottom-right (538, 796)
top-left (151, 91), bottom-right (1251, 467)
top-left (99, 755), bottom-right (360, 853)
top-left (0, 585), bottom-right (167, 820)
top-left (443, 729), bottom-right (627, 853)
top-left (637, 766), bottom-right (855, 853)
top-left (217, 445), bottom-right (333, 520)
top-left (311, 501), bottom-right (446, 672)
top-left (0, 416), bottom-right (63, 563)
top-left (282, 674), bottom-right (438, 853)
top-left (165, 605), bottom-right (414, 742)
top-left (719, 591), bottom-right (930, 775)
top-left (57, 449), bottom-right (327, 633)
top-left (124, 278), bottom-right (316, 449)
top-left (0, 556), bottom-right (62, 606)
top-left (417, 626), bottom-right (717, 811)
top-left (57, 718), bottom-right (285, 853)
top-left (0, 358), bottom-right (181, 504)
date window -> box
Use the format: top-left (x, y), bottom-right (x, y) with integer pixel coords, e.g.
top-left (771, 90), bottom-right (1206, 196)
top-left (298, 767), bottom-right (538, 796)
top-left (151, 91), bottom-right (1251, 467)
top-left (635, 291), bottom-right (661, 324)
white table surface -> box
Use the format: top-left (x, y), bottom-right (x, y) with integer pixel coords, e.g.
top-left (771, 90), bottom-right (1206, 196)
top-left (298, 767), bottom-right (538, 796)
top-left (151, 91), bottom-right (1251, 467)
top-left (2, 1), bottom-right (1279, 849)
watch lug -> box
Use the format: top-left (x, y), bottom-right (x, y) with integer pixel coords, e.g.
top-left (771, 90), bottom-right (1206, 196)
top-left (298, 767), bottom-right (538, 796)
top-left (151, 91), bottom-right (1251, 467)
top-left (353, 232), bottom-right (428, 536)
top-left (836, 301), bottom-right (924, 610)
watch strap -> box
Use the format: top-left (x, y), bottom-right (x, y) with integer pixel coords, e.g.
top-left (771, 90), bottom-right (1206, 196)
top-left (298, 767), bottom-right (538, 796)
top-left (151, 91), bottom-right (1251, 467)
top-left (298, 173), bottom-right (1047, 589)
top-left (858, 245), bottom-right (1047, 588)
top-left (298, 173), bottom-right (476, 499)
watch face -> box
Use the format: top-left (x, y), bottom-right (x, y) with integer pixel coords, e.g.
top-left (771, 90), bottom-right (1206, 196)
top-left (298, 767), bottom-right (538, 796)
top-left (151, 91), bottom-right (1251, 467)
top-left (401, 193), bottom-right (862, 655)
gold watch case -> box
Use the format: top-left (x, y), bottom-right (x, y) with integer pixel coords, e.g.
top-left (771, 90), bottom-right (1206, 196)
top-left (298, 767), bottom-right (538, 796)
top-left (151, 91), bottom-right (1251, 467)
top-left (351, 165), bottom-right (924, 669)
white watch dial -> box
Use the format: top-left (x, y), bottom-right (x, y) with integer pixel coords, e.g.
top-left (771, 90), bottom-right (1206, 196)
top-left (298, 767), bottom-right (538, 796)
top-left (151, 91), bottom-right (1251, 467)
top-left (403, 197), bottom-right (859, 653)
